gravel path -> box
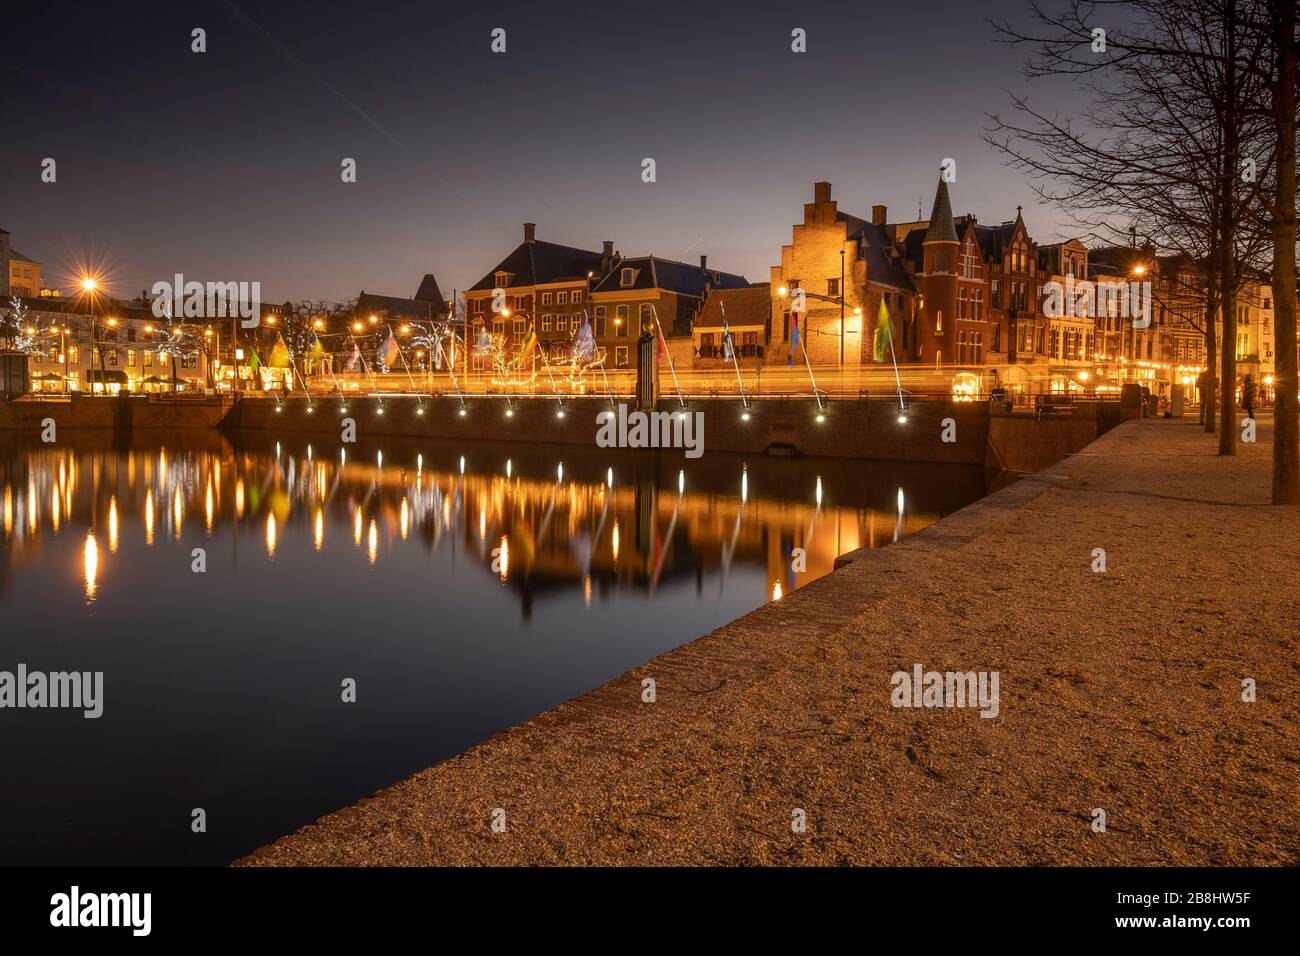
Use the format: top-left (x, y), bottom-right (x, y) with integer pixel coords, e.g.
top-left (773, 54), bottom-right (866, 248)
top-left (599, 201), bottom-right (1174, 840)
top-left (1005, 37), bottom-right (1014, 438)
top-left (237, 415), bottom-right (1299, 866)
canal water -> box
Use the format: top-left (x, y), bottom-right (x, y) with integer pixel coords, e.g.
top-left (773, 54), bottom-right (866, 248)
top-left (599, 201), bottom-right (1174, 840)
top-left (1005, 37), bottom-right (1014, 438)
top-left (0, 429), bottom-right (991, 865)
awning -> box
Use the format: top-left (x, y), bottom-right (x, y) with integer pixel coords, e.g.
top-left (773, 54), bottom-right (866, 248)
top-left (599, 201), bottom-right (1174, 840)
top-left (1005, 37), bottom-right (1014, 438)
top-left (87, 370), bottom-right (129, 384)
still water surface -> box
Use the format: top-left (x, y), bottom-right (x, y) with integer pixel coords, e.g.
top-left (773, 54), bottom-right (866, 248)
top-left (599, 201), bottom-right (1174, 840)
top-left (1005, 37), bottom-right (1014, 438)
top-left (0, 430), bottom-right (990, 864)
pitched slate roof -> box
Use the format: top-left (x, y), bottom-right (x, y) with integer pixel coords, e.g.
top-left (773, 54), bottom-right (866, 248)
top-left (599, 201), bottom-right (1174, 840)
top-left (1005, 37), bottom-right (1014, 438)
top-left (834, 213), bottom-right (915, 293)
top-left (591, 255), bottom-right (748, 296)
top-left (694, 285), bottom-right (771, 329)
top-left (355, 290), bottom-right (447, 321)
top-left (9, 247), bottom-right (39, 263)
top-left (468, 239), bottom-right (605, 292)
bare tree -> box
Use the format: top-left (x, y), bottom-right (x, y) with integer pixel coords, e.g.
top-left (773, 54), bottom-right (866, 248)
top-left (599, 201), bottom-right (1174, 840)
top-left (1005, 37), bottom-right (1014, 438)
top-left (986, 0), bottom-right (1277, 453)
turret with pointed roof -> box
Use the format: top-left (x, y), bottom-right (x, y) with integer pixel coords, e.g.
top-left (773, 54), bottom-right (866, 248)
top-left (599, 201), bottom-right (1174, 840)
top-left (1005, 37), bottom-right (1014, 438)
top-left (923, 176), bottom-right (958, 244)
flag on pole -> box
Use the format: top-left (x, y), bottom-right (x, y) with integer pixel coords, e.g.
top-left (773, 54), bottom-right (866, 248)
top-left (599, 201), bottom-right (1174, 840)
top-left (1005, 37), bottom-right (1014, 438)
top-left (873, 298), bottom-right (891, 363)
top-left (378, 331), bottom-right (399, 369)
top-left (516, 323), bottom-right (537, 365)
top-left (344, 341), bottom-right (360, 371)
top-left (269, 332), bottom-right (291, 368)
top-left (656, 320), bottom-right (664, 362)
top-left (574, 314), bottom-right (595, 362)
top-left (789, 315), bottom-right (800, 367)
top-left (309, 333), bottom-right (325, 360)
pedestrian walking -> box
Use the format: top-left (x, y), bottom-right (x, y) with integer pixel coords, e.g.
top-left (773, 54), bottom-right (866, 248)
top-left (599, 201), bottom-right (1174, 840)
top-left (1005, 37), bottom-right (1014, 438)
top-left (1242, 374), bottom-right (1257, 420)
top-left (1196, 369), bottom-right (1208, 424)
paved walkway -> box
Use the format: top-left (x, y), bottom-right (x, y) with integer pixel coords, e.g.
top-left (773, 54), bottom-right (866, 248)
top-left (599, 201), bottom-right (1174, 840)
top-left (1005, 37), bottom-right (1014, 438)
top-left (238, 415), bottom-right (1298, 865)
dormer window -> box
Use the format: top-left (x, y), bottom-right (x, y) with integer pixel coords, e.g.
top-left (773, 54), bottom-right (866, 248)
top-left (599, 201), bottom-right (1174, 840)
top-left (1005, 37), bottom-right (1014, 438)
top-left (495, 271), bottom-right (510, 288)
top-left (621, 268), bottom-right (634, 287)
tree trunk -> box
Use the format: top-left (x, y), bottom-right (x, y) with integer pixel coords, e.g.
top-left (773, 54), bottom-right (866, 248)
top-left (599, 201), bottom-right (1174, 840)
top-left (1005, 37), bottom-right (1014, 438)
top-left (1271, 0), bottom-right (1299, 503)
top-left (1205, 271), bottom-right (1218, 433)
top-left (1218, 2), bottom-right (1239, 457)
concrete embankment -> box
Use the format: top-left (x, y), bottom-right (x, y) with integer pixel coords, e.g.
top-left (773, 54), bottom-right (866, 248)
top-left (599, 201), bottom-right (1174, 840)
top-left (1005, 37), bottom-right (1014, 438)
top-left (0, 394), bottom-right (230, 431)
top-left (237, 415), bottom-right (1297, 866)
top-left (222, 394), bottom-right (1115, 468)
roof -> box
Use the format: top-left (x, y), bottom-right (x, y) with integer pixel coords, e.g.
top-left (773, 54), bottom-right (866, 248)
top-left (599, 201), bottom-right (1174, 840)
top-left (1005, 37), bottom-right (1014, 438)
top-left (412, 273), bottom-right (445, 305)
top-left (923, 178), bottom-right (958, 243)
top-left (834, 213), bottom-right (915, 293)
top-left (8, 248), bottom-right (39, 264)
top-left (591, 256), bottom-right (748, 296)
top-left (355, 290), bottom-right (447, 321)
top-left (469, 239), bottom-right (605, 292)
top-left (694, 285), bottom-right (771, 329)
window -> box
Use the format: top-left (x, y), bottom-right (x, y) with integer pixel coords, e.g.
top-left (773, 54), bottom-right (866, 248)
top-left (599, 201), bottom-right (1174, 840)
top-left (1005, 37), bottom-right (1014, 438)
top-left (127, 327), bottom-right (137, 342)
top-left (556, 315), bottom-right (568, 333)
top-left (594, 306), bottom-right (607, 337)
top-left (639, 304), bottom-right (653, 330)
top-left (827, 278), bottom-right (840, 297)
top-left (991, 323), bottom-right (1001, 352)
top-left (513, 319), bottom-right (526, 335)
top-left (960, 241), bottom-right (979, 278)
top-left (108, 348), bottom-right (118, 366)
top-left (557, 291), bottom-right (568, 304)
top-left (493, 319), bottom-right (505, 336)
top-left (542, 315), bottom-right (552, 332)
top-left (127, 349), bottom-right (136, 367)
top-left (68, 345), bottom-right (79, 365)
top-left (972, 332), bottom-right (983, 365)
top-left (958, 289), bottom-right (968, 319)
top-left (144, 351), bottom-right (153, 368)
top-left (957, 331), bottom-right (967, 364)
top-left (621, 268), bottom-right (634, 287)
top-left (572, 290), bottom-right (583, 303)
top-left (473, 299), bottom-right (485, 314)
top-left (614, 345), bottom-right (629, 367)
top-left (973, 290), bottom-right (983, 322)
top-left (542, 292), bottom-right (553, 305)
top-left (616, 305), bottom-right (629, 334)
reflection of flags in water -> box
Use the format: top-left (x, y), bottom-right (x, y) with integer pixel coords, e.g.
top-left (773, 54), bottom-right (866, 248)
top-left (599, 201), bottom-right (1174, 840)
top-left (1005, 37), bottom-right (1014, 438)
top-left (344, 341), bottom-right (360, 371)
top-left (574, 314), bottom-right (595, 362)
top-left (378, 331), bottom-right (399, 368)
top-left (789, 315), bottom-right (800, 367)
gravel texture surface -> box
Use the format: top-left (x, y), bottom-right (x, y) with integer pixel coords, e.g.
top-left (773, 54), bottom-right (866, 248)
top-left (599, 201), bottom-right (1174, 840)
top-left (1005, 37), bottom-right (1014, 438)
top-left (237, 415), bottom-right (1298, 866)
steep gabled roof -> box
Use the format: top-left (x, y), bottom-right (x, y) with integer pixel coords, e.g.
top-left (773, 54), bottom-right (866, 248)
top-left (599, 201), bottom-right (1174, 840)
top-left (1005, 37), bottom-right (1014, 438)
top-left (835, 213), bottom-right (915, 293)
top-left (468, 239), bottom-right (604, 292)
top-left (591, 255), bottom-right (748, 296)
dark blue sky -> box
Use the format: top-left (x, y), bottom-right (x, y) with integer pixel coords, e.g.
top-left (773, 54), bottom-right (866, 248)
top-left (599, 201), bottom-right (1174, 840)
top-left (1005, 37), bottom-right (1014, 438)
top-left (2, 0), bottom-right (1090, 302)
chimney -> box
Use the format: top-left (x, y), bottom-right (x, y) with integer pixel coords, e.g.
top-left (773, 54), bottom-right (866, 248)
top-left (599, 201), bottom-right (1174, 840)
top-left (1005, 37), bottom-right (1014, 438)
top-left (872, 204), bottom-right (887, 226)
top-left (699, 254), bottom-right (708, 271)
top-left (524, 222), bottom-right (536, 243)
top-left (814, 181), bottom-right (832, 205)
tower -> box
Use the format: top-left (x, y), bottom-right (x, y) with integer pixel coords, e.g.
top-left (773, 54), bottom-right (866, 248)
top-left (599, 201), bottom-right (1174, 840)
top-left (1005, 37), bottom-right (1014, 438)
top-left (920, 176), bottom-right (959, 364)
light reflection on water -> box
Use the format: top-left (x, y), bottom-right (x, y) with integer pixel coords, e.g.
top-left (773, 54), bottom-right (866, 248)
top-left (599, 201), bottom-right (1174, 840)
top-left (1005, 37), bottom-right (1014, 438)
top-left (0, 429), bottom-right (991, 864)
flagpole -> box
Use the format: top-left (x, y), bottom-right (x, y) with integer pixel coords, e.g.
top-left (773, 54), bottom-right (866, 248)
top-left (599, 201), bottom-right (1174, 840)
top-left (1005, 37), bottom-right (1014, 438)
top-left (387, 323), bottom-right (422, 407)
top-left (349, 332), bottom-right (382, 407)
top-left (720, 303), bottom-right (749, 408)
top-left (650, 305), bottom-right (686, 407)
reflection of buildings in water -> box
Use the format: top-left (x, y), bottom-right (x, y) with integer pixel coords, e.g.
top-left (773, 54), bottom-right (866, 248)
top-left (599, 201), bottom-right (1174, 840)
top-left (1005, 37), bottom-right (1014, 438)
top-left (0, 433), bottom-right (984, 605)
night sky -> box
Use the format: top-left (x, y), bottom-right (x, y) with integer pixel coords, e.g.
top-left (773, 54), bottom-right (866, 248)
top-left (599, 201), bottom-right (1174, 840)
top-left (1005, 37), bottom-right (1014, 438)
top-left (3, 0), bottom-right (1091, 302)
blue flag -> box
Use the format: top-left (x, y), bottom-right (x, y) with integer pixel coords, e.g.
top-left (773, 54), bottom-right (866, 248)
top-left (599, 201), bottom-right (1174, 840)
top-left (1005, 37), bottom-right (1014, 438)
top-left (575, 313), bottom-right (595, 362)
top-left (789, 316), bottom-right (800, 366)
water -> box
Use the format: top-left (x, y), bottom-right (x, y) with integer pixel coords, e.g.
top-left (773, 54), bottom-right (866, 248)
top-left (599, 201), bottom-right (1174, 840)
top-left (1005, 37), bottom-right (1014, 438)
top-left (0, 429), bottom-right (991, 865)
